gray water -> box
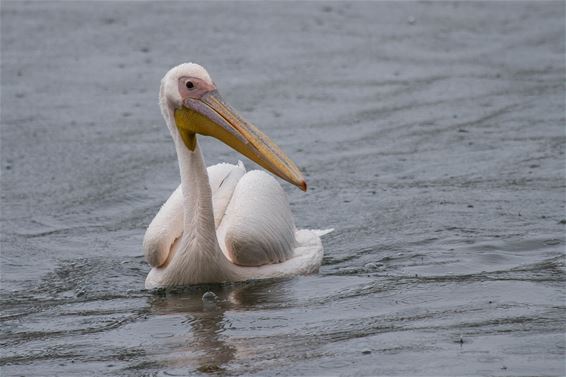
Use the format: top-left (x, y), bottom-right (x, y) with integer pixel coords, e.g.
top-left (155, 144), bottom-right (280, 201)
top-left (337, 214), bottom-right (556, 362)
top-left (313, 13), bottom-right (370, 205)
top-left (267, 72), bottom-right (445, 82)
top-left (1, 2), bottom-right (565, 376)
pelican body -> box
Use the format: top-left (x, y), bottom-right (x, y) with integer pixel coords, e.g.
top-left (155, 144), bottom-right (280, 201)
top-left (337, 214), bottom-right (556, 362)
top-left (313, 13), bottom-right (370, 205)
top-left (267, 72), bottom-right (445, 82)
top-left (144, 63), bottom-right (329, 289)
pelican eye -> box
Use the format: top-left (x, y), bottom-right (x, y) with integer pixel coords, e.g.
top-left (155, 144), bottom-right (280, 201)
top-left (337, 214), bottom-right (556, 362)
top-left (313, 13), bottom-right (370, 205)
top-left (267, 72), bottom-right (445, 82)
top-left (186, 81), bottom-right (195, 89)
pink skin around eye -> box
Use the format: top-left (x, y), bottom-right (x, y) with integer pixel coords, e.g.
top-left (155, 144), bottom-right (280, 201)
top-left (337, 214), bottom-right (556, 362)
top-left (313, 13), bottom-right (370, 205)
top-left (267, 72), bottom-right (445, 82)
top-left (177, 76), bottom-right (216, 100)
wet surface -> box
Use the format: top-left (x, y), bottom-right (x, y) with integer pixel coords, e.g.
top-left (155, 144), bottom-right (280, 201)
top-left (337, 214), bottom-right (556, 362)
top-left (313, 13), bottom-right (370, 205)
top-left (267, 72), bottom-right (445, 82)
top-left (1, 1), bottom-right (565, 376)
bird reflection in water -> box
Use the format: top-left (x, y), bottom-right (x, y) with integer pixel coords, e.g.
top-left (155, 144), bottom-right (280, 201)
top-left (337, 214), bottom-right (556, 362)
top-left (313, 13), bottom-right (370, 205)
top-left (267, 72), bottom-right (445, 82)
top-left (147, 279), bottom-right (287, 373)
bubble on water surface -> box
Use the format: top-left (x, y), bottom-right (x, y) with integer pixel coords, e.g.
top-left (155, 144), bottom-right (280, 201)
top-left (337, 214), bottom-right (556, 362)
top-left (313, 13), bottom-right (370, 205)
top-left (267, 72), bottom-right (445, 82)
top-left (202, 291), bottom-right (218, 302)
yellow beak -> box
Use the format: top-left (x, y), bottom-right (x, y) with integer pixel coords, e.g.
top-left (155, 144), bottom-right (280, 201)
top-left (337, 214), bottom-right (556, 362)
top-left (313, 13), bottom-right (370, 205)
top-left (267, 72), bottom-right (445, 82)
top-left (174, 90), bottom-right (307, 191)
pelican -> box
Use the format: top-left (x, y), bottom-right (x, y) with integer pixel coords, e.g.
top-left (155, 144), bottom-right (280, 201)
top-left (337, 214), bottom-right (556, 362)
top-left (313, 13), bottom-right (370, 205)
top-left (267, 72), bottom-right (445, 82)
top-left (144, 63), bottom-right (330, 289)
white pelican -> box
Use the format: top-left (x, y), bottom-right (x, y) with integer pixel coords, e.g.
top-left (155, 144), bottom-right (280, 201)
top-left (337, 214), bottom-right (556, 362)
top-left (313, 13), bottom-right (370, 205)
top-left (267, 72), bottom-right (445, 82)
top-left (144, 63), bottom-right (330, 289)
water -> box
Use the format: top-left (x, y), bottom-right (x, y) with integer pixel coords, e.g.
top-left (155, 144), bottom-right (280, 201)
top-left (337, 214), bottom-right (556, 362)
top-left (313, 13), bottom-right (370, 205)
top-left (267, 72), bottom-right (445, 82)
top-left (1, 2), bottom-right (565, 376)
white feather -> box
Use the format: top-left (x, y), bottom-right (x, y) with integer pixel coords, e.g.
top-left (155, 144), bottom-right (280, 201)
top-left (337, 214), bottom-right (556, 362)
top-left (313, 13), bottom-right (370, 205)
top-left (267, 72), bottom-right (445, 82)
top-left (216, 170), bottom-right (296, 266)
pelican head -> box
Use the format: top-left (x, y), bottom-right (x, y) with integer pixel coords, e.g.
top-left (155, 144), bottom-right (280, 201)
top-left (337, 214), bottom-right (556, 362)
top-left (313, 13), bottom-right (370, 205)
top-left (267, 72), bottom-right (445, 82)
top-left (159, 63), bottom-right (306, 191)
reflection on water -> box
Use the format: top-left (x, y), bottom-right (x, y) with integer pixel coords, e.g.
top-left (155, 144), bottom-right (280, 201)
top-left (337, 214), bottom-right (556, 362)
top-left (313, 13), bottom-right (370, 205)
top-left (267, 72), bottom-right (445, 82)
top-left (151, 293), bottom-right (235, 373)
top-left (145, 281), bottom-right (287, 374)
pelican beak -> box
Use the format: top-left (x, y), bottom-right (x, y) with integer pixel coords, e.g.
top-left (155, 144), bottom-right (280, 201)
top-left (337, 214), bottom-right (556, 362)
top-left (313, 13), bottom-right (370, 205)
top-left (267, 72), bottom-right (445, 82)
top-left (174, 90), bottom-right (307, 191)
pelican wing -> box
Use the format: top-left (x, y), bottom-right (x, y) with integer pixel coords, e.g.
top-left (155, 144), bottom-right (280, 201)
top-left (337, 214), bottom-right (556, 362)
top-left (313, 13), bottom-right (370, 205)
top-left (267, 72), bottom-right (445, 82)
top-left (143, 185), bottom-right (184, 267)
top-left (207, 161), bottom-right (246, 228)
top-left (216, 170), bottom-right (296, 267)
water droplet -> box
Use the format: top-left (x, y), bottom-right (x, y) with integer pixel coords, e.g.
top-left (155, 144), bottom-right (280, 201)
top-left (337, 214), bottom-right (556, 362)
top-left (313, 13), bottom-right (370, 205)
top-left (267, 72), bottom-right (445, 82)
top-left (202, 291), bottom-right (217, 302)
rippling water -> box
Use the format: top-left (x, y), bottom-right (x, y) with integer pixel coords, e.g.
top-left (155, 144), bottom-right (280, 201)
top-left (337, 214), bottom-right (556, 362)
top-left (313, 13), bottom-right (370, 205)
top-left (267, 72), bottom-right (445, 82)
top-left (1, 2), bottom-right (565, 376)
